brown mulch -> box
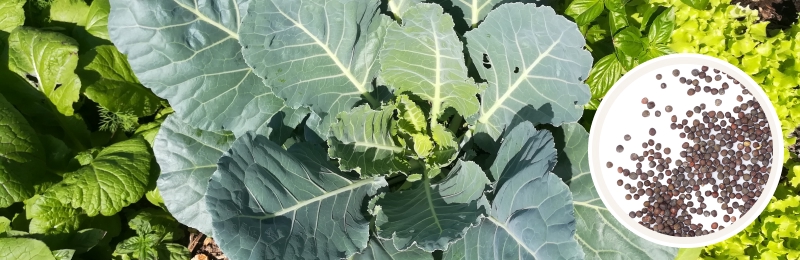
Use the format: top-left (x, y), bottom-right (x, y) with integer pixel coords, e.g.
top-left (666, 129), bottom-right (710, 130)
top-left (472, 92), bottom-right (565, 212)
top-left (187, 231), bottom-right (227, 260)
top-left (731, 0), bottom-right (800, 29)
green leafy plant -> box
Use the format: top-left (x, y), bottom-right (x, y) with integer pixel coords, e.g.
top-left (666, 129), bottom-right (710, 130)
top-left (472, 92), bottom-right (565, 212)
top-left (564, 0), bottom-right (677, 111)
top-left (0, 0), bottom-right (190, 259)
top-left (107, 0), bottom-right (679, 259)
top-left (647, 0), bottom-right (800, 259)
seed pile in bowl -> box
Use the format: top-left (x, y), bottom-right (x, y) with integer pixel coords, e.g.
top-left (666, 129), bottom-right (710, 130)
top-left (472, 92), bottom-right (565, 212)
top-left (609, 65), bottom-right (773, 237)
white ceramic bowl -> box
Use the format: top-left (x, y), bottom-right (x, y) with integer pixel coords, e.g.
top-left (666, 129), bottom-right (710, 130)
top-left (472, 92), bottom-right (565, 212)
top-left (588, 53), bottom-right (783, 248)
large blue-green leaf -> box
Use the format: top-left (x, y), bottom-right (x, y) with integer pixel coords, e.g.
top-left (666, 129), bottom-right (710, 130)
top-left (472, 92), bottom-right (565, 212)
top-left (464, 3), bottom-right (591, 142)
top-left (329, 105), bottom-right (408, 177)
top-left (107, 0), bottom-right (303, 136)
top-left (154, 115), bottom-right (235, 236)
top-left (387, 0), bottom-right (422, 19)
top-left (450, 0), bottom-right (501, 27)
top-left (380, 3), bottom-right (480, 121)
top-left (7, 27), bottom-right (82, 116)
top-left (49, 137), bottom-right (154, 216)
top-left (375, 160), bottom-right (488, 251)
top-left (239, 0), bottom-right (390, 137)
top-left (0, 93), bottom-right (47, 208)
top-left (351, 237), bottom-right (433, 260)
top-left (551, 123), bottom-right (678, 259)
top-left (444, 121), bottom-right (582, 260)
top-left (206, 135), bottom-right (387, 260)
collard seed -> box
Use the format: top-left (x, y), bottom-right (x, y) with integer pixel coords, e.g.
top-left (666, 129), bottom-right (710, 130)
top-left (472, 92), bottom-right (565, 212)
top-left (656, 74), bottom-right (662, 80)
top-left (624, 134), bottom-right (631, 141)
top-left (643, 110), bottom-right (650, 117)
top-left (673, 69), bottom-right (680, 76)
top-left (642, 97), bottom-right (649, 104)
top-left (607, 161), bottom-right (614, 168)
top-left (649, 128), bottom-right (656, 136)
top-left (617, 145), bottom-right (624, 153)
top-left (715, 99), bottom-right (722, 106)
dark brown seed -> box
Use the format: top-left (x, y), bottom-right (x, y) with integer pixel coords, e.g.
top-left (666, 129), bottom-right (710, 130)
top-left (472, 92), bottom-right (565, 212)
top-left (642, 97), bottom-right (649, 104)
top-left (655, 111), bottom-right (661, 117)
top-left (649, 128), bottom-right (656, 136)
top-left (691, 69), bottom-right (699, 76)
top-left (607, 161), bottom-right (613, 168)
top-left (617, 180), bottom-right (623, 186)
top-left (624, 134), bottom-right (631, 141)
top-left (661, 83), bottom-right (667, 89)
top-left (656, 74), bottom-right (662, 80)
top-left (724, 215), bottom-right (730, 222)
top-left (643, 110), bottom-right (650, 117)
top-left (617, 145), bottom-right (624, 153)
top-left (715, 99), bottom-right (722, 106)
top-left (673, 69), bottom-right (680, 76)
top-left (647, 101), bottom-right (656, 109)
top-left (712, 222), bottom-right (718, 229)
top-left (702, 66), bottom-right (708, 71)
top-left (666, 105), bottom-right (673, 112)
top-left (688, 89), bottom-right (695, 96)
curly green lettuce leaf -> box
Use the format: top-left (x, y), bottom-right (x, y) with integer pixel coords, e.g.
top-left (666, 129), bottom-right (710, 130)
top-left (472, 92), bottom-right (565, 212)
top-left (550, 123), bottom-right (678, 259)
top-left (380, 3), bottom-right (480, 121)
top-left (7, 27), bottom-right (82, 116)
top-left (464, 3), bottom-right (592, 142)
top-left (445, 121), bottom-right (582, 260)
top-left (48, 137), bottom-right (154, 216)
top-left (329, 105), bottom-right (408, 177)
top-left (107, 0), bottom-right (303, 137)
top-left (205, 136), bottom-right (387, 260)
top-left (239, 0), bottom-right (390, 138)
top-left (154, 114), bottom-right (235, 236)
top-left (375, 160), bottom-right (489, 251)
top-left (0, 93), bottom-right (48, 208)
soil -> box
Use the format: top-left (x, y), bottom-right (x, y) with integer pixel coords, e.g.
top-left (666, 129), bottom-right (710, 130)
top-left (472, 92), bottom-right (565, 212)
top-left (188, 231), bottom-right (227, 260)
top-left (731, 0), bottom-right (800, 29)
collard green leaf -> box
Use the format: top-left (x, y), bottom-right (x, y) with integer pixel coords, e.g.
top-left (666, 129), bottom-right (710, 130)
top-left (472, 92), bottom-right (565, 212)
top-left (674, 248), bottom-right (703, 260)
top-left (329, 105), bottom-right (408, 177)
top-left (0, 93), bottom-right (47, 208)
top-left (565, 0), bottom-right (604, 26)
top-left (50, 137), bottom-right (154, 216)
top-left (450, 0), bottom-right (501, 27)
top-left (0, 237), bottom-right (56, 260)
top-left (239, 0), bottom-right (390, 137)
top-left (613, 27), bottom-right (646, 57)
top-left (464, 4), bottom-right (591, 141)
top-left (205, 136), bottom-right (386, 260)
top-left (388, 0), bottom-right (422, 19)
top-left (352, 237), bottom-right (433, 260)
top-left (428, 123), bottom-right (458, 166)
top-left (381, 3), bottom-right (480, 121)
top-left (154, 115), bottom-right (234, 236)
top-left (0, 0), bottom-right (24, 38)
top-left (78, 45), bottom-right (161, 117)
top-left (445, 121), bottom-right (582, 260)
top-left (550, 123), bottom-right (678, 259)
top-left (375, 160), bottom-right (488, 251)
top-left (108, 0), bottom-right (301, 136)
top-left (586, 54), bottom-right (624, 101)
top-left (83, 0), bottom-right (110, 40)
top-left (487, 121), bottom-right (557, 185)
top-left (7, 27), bottom-right (82, 116)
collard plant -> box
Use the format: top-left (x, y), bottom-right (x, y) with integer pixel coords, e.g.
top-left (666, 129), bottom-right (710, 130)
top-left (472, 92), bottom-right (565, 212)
top-left (108, 0), bottom-right (677, 259)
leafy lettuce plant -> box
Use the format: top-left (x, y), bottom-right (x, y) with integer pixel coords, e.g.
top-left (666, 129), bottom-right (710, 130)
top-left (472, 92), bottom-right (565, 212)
top-left (648, 0), bottom-right (800, 258)
top-left (107, 0), bottom-right (677, 259)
